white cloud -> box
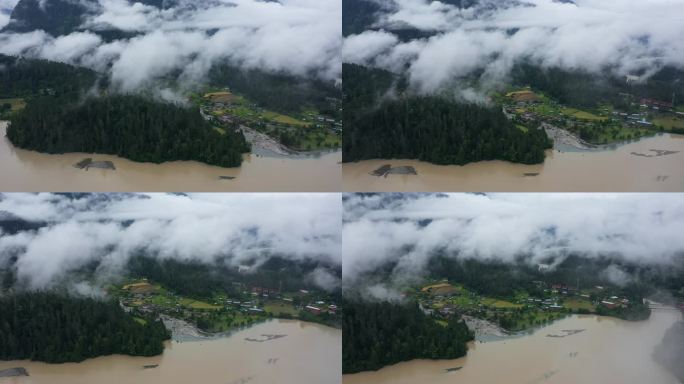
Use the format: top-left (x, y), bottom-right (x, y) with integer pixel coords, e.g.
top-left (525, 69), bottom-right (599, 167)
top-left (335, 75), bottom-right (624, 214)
top-left (344, 0), bottom-right (684, 93)
top-left (343, 193), bottom-right (684, 285)
top-left (0, 193), bottom-right (342, 290)
top-left (0, 0), bottom-right (341, 91)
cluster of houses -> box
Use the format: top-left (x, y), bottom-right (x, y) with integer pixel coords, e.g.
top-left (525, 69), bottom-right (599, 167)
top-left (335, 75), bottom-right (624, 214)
top-left (198, 89), bottom-right (342, 136)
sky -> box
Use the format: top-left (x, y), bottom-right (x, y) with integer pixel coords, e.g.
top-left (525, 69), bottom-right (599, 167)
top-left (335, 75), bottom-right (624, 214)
top-left (343, 0), bottom-right (684, 96)
top-left (0, 0), bottom-right (341, 94)
top-left (0, 193), bottom-right (342, 292)
top-left (342, 193), bottom-right (684, 294)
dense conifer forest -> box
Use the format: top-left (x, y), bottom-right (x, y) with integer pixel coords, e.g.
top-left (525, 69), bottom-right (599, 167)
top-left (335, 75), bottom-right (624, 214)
top-left (0, 54), bottom-right (97, 99)
top-left (7, 95), bottom-right (250, 167)
top-left (342, 299), bottom-right (473, 374)
top-left (0, 293), bottom-right (170, 363)
top-left (342, 63), bottom-right (551, 165)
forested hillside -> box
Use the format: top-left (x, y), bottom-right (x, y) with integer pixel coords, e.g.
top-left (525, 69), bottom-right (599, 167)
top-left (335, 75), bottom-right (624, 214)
top-left (127, 256), bottom-right (342, 299)
top-left (209, 64), bottom-right (341, 117)
top-left (0, 293), bottom-right (170, 363)
top-left (342, 299), bottom-right (473, 373)
top-left (2, 0), bottom-right (163, 37)
top-left (511, 63), bottom-right (684, 110)
top-left (7, 95), bottom-right (250, 167)
top-left (0, 54), bottom-right (97, 99)
top-left (343, 64), bottom-right (551, 165)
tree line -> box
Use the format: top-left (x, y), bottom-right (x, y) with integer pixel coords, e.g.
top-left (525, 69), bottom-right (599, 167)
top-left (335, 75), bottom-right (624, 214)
top-left (342, 299), bottom-right (473, 374)
top-left (0, 292), bottom-right (170, 363)
top-left (0, 54), bottom-right (96, 99)
top-left (342, 63), bottom-right (551, 165)
top-left (7, 95), bottom-right (250, 167)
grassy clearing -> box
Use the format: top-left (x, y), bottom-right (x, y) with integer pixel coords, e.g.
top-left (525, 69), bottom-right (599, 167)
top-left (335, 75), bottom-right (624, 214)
top-left (516, 124), bottom-right (529, 133)
top-left (564, 298), bottom-right (596, 312)
top-left (482, 298), bottom-right (523, 309)
top-left (262, 110), bottom-right (309, 127)
top-left (133, 317), bottom-right (147, 325)
top-left (0, 98), bottom-right (26, 111)
top-left (508, 311), bottom-right (565, 331)
top-left (589, 125), bottom-right (653, 144)
top-left (653, 115), bottom-right (684, 130)
top-left (264, 301), bottom-right (299, 316)
top-left (179, 298), bottom-right (221, 310)
top-left (213, 127), bottom-right (226, 135)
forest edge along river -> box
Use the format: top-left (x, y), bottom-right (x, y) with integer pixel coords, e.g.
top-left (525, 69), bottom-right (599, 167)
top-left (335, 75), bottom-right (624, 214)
top-left (343, 132), bottom-right (684, 192)
top-left (343, 308), bottom-right (683, 384)
top-left (0, 319), bottom-right (341, 384)
top-left (0, 122), bottom-right (341, 192)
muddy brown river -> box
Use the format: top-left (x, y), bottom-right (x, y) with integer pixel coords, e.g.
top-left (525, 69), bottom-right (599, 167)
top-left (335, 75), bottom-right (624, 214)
top-left (0, 123), bottom-right (341, 192)
top-left (343, 310), bottom-right (682, 384)
top-left (0, 320), bottom-right (341, 384)
top-left (343, 133), bottom-right (684, 192)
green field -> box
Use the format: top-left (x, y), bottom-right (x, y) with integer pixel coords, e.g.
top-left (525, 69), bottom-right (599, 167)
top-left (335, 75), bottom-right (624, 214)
top-left (205, 312), bottom-right (261, 333)
top-left (653, 115), bottom-right (684, 130)
top-left (481, 298), bottom-right (523, 309)
top-left (133, 317), bottom-right (147, 325)
top-left (585, 124), bottom-right (653, 144)
top-left (262, 110), bottom-right (310, 127)
top-left (264, 301), bottom-right (299, 316)
top-left (179, 298), bottom-right (221, 310)
top-left (564, 298), bottom-right (596, 312)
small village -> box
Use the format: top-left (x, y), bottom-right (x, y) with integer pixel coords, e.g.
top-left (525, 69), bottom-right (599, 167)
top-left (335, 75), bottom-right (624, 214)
top-left (413, 278), bottom-right (646, 333)
top-left (114, 279), bottom-right (339, 334)
top-left (194, 88), bottom-right (342, 154)
top-left (498, 87), bottom-right (684, 147)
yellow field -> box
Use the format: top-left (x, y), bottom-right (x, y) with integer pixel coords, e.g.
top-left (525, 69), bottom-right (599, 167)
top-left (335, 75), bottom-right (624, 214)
top-left (421, 282), bottom-right (460, 295)
top-left (122, 281), bottom-right (157, 294)
top-left (421, 282), bottom-right (451, 292)
top-left (561, 108), bottom-right (607, 121)
top-left (203, 91), bottom-right (235, 103)
top-left (0, 98), bottom-right (26, 111)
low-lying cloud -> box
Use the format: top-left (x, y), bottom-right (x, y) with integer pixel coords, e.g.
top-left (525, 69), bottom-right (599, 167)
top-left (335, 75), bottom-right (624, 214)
top-left (0, 0), bottom-right (341, 92)
top-left (343, 193), bottom-right (684, 286)
top-left (343, 0), bottom-right (684, 94)
top-left (0, 193), bottom-right (341, 291)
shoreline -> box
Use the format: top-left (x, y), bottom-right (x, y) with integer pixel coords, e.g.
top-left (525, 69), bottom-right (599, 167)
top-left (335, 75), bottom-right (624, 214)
top-left (1, 121), bottom-right (340, 166)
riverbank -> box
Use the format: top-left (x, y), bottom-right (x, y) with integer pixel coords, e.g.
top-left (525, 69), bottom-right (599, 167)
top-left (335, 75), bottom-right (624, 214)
top-left (0, 122), bottom-right (341, 192)
top-left (343, 311), bottom-right (682, 384)
top-left (343, 133), bottom-right (684, 192)
top-left (240, 125), bottom-right (340, 159)
top-left (0, 319), bottom-right (341, 384)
